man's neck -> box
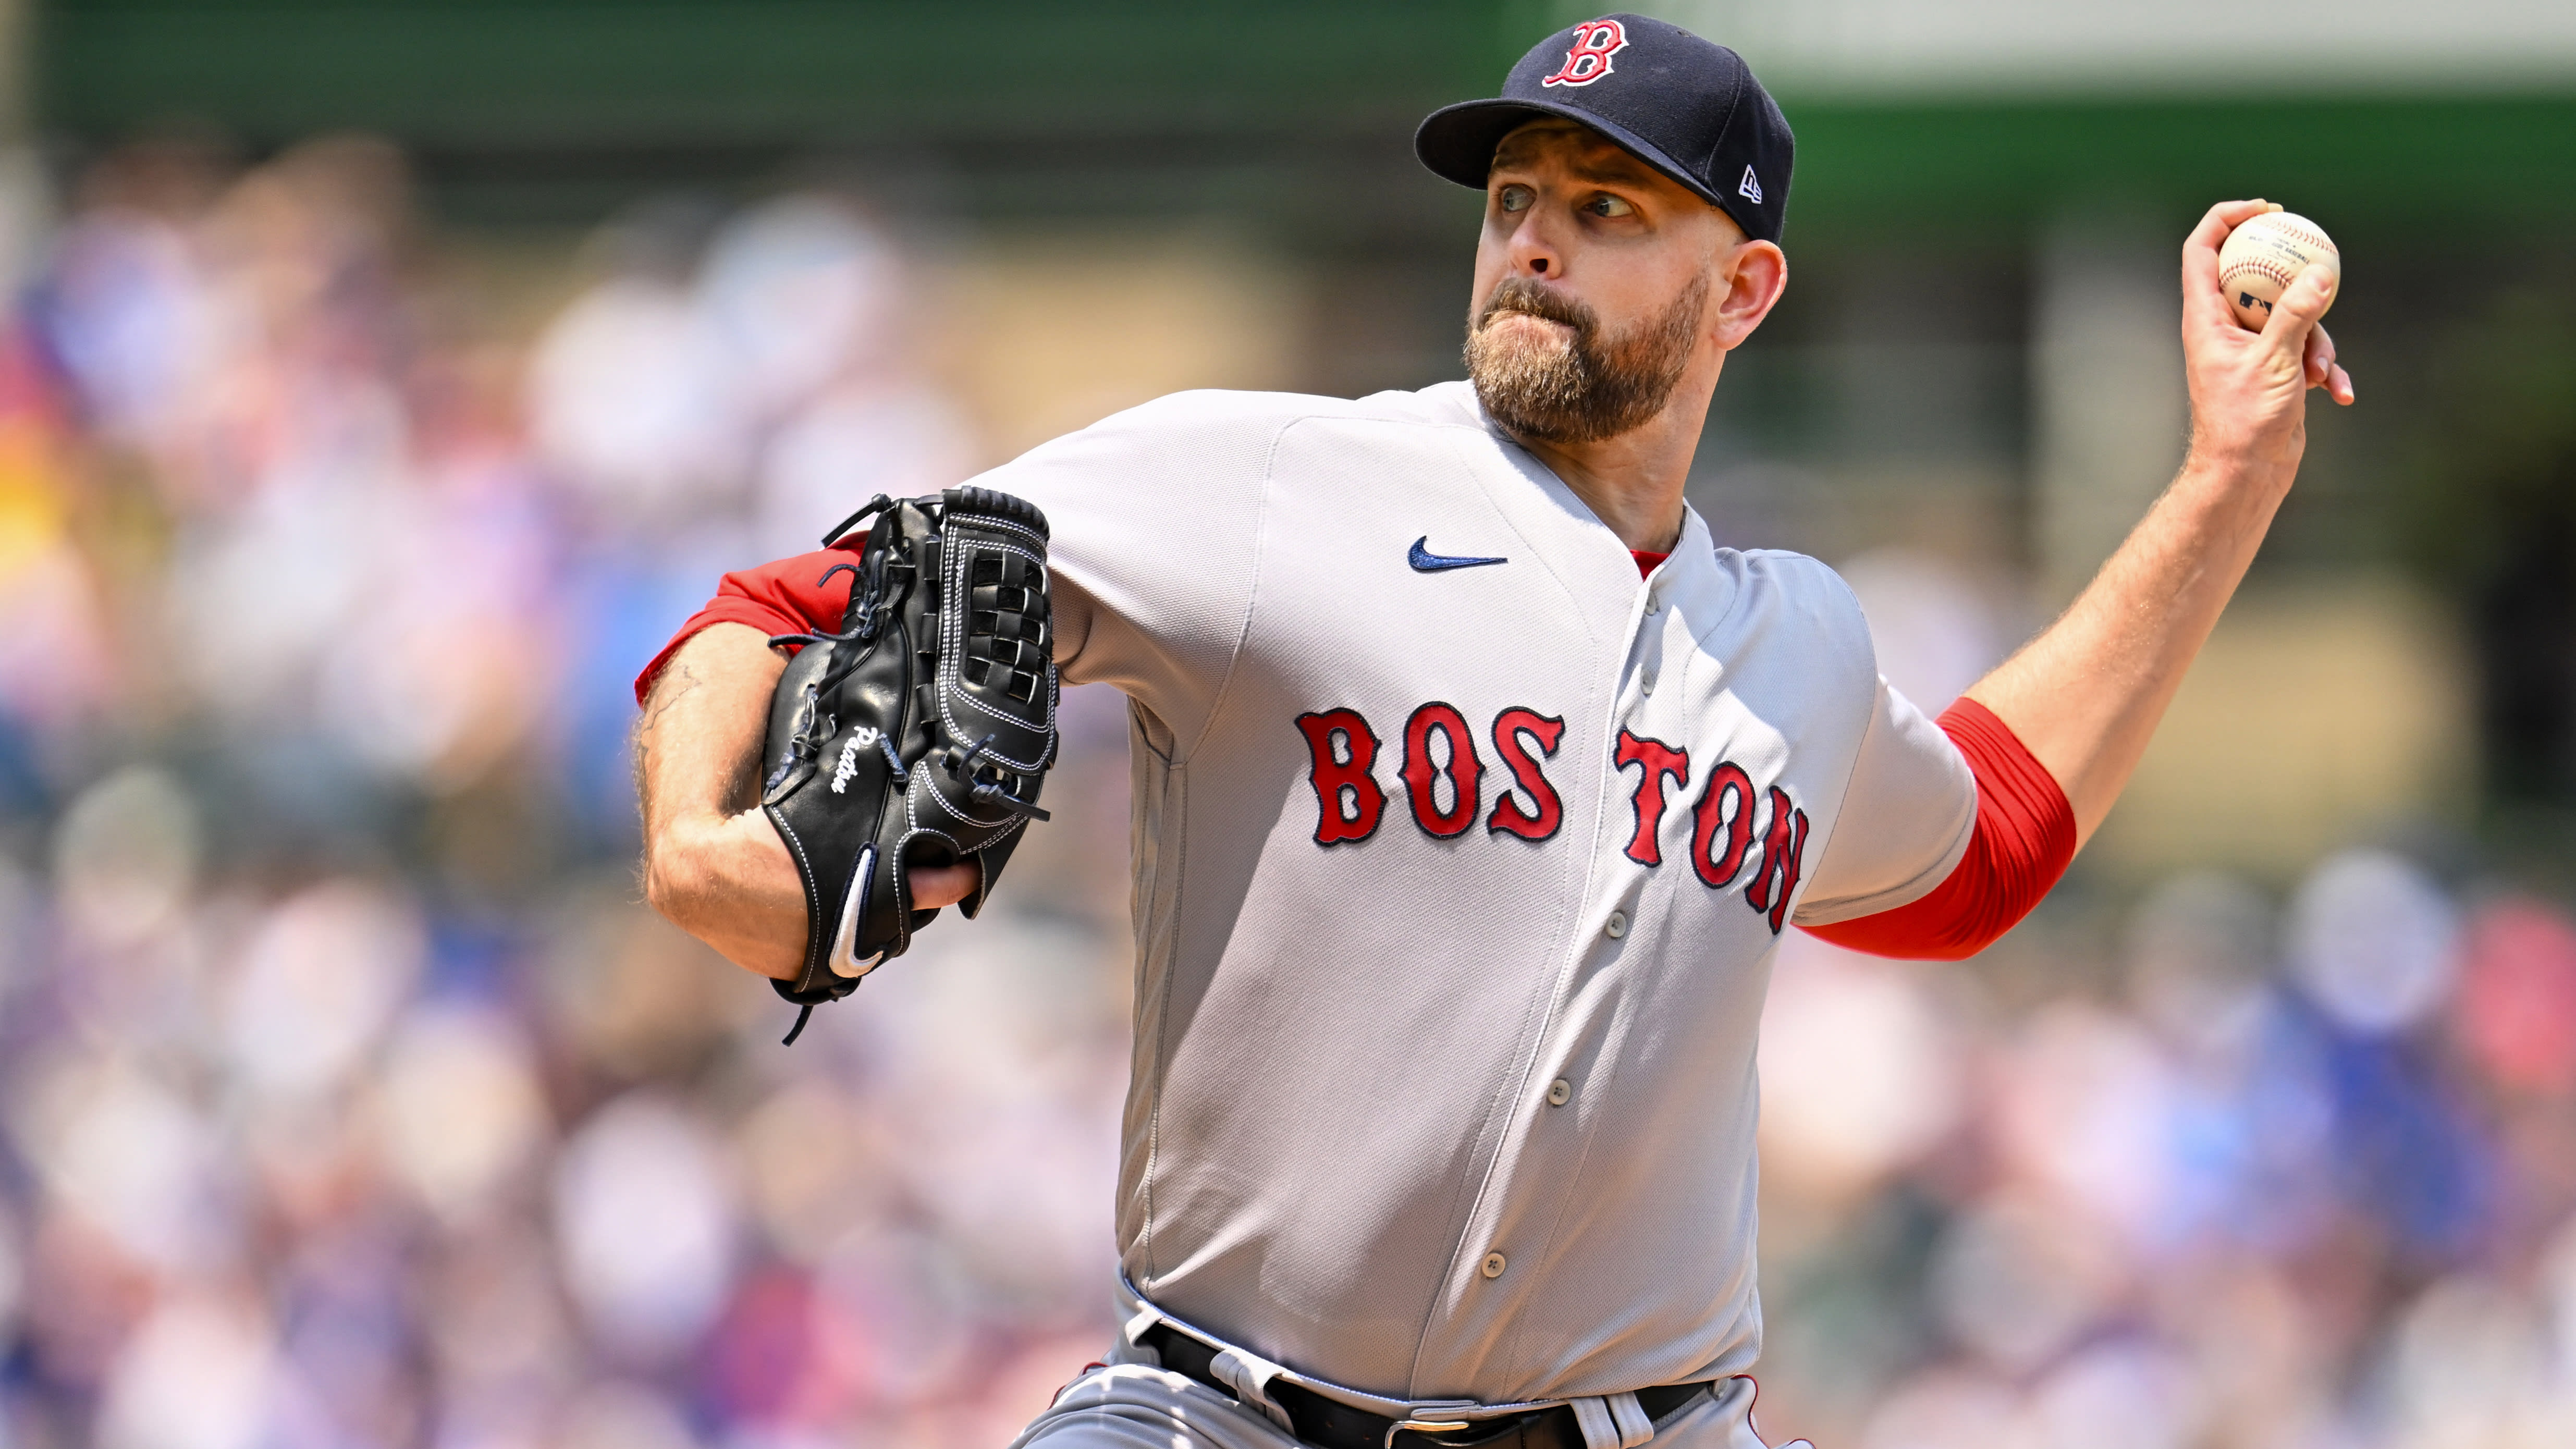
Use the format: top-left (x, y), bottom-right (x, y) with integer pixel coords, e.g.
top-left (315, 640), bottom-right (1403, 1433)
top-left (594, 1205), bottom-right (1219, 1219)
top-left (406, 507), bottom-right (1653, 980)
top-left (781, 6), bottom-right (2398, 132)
top-left (1500, 391), bottom-right (1708, 555)
top-left (1488, 348), bottom-right (1723, 555)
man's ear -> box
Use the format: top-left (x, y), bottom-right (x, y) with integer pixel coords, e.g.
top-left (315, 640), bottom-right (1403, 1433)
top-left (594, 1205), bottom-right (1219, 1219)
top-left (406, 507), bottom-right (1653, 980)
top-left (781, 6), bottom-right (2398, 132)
top-left (1712, 239), bottom-right (1787, 351)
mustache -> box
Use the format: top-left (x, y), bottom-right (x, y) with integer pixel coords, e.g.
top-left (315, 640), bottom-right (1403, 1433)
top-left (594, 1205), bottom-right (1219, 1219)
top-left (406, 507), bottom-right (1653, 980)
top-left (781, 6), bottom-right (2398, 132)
top-left (1474, 278), bottom-right (1598, 339)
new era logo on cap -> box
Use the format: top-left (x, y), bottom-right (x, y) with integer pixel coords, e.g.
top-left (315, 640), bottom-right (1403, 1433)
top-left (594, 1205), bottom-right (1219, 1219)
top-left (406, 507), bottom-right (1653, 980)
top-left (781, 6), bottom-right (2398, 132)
top-left (1414, 13), bottom-right (1796, 245)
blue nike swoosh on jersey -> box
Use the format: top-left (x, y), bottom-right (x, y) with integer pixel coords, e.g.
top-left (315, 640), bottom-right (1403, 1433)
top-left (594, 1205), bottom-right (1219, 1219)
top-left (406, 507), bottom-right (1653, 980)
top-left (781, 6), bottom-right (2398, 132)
top-left (1408, 537), bottom-right (1509, 572)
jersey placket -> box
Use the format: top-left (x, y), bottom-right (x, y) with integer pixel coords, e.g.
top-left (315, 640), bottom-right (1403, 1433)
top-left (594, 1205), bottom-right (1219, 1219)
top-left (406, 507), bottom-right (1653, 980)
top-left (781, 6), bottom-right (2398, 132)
top-left (1414, 536), bottom-right (1725, 1395)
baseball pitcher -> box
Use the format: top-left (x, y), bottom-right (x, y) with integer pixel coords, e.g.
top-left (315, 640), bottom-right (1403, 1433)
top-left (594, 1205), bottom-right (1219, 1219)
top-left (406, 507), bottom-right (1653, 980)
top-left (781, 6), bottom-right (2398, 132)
top-left (633, 15), bottom-right (2353, 1449)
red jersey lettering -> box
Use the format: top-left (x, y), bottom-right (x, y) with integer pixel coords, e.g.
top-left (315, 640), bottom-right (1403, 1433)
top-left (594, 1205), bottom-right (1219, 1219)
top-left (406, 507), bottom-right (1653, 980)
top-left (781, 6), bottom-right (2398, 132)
top-left (1297, 709), bottom-right (1386, 845)
top-left (1402, 702), bottom-right (1483, 839)
top-left (1689, 760), bottom-right (1756, 889)
top-left (1614, 729), bottom-right (1690, 867)
top-left (1743, 786), bottom-right (1809, 932)
top-left (1486, 707), bottom-right (1566, 841)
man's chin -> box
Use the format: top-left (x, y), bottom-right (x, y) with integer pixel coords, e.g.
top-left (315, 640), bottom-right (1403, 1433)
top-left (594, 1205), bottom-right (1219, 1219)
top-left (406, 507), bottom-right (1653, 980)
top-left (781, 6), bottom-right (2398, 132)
top-left (1470, 334), bottom-right (1578, 386)
top-left (1472, 365), bottom-right (1667, 447)
top-left (1471, 379), bottom-right (1587, 445)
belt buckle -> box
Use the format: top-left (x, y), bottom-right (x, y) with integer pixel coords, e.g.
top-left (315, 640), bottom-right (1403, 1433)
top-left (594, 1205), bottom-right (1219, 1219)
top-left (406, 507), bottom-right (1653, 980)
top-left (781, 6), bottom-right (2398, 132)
top-left (1386, 1407), bottom-right (1482, 1449)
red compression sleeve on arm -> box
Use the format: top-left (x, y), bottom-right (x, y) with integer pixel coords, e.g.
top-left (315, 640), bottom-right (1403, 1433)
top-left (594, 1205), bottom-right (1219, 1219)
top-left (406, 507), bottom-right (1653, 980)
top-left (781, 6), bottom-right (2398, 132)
top-left (632, 545), bottom-right (861, 705)
top-left (1801, 696), bottom-right (2077, 960)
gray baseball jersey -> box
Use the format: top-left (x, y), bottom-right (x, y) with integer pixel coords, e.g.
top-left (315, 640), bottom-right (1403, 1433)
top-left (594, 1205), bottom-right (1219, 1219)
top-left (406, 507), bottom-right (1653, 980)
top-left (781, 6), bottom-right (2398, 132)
top-left (971, 379), bottom-right (1973, 1407)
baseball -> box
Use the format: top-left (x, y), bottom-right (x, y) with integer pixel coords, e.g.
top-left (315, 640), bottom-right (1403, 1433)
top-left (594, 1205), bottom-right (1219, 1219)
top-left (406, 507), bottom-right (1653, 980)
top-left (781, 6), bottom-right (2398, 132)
top-left (2216, 210), bottom-right (2338, 331)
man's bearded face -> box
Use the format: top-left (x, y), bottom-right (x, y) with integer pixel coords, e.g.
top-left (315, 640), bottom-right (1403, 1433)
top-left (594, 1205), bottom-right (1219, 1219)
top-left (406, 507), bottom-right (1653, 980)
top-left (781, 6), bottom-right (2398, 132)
top-left (1464, 272), bottom-right (1709, 445)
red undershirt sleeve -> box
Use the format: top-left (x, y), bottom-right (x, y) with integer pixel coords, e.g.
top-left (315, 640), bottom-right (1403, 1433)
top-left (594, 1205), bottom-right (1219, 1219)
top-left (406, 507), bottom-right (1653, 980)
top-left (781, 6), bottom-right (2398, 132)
top-left (1801, 696), bottom-right (2077, 961)
top-left (632, 544), bottom-right (862, 705)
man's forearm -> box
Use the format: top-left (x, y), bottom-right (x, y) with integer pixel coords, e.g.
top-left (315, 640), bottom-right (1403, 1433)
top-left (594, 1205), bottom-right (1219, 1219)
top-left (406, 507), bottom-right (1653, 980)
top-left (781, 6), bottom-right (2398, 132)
top-left (1961, 201), bottom-right (2348, 850)
top-left (1965, 455), bottom-right (2287, 845)
top-left (635, 622), bottom-right (807, 978)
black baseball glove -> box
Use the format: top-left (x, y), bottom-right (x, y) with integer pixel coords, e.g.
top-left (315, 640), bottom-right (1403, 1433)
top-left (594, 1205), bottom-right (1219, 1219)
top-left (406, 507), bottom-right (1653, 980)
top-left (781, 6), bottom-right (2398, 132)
top-left (757, 486), bottom-right (1058, 1043)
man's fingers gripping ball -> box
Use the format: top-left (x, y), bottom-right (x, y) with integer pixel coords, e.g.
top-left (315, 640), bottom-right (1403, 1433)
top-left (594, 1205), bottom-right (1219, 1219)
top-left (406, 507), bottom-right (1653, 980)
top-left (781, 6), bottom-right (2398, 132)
top-left (2263, 266), bottom-right (2352, 403)
top-left (2219, 210), bottom-right (2338, 332)
top-left (2181, 199), bottom-right (2280, 297)
top-left (2218, 208), bottom-right (2354, 406)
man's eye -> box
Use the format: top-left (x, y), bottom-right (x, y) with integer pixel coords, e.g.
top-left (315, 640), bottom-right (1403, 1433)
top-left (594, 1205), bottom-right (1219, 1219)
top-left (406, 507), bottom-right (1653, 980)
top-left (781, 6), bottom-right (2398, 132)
top-left (1586, 194), bottom-right (1635, 218)
top-left (1498, 185), bottom-right (1534, 213)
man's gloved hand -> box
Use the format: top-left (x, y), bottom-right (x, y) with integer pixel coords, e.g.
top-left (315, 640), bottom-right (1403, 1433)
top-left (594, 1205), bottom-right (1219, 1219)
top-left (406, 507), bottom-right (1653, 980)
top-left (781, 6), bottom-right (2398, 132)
top-left (755, 486), bottom-right (1059, 1043)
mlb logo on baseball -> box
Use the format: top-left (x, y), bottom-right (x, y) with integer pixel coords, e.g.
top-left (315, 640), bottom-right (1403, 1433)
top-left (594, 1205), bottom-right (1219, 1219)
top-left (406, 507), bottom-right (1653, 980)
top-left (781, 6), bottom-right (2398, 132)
top-left (1540, 19), bottom-right (1629, 87)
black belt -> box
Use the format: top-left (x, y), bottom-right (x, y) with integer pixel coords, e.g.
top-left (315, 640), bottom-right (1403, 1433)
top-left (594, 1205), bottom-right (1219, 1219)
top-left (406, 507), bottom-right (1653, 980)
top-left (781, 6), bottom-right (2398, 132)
top-left (1139, 1323), bottom-right (1712, 1449)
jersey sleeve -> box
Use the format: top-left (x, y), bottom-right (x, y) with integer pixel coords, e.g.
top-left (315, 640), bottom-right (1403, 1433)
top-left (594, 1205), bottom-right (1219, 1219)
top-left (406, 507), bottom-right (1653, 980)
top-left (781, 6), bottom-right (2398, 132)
top-left (1792, 674), bottom-right (1978, 926)
top-left (1800, 696), bottom-right (2079, 960)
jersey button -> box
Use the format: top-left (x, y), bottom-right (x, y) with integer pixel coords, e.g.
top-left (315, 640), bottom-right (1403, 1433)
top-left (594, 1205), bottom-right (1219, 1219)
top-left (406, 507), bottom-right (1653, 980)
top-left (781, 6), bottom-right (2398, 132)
top-left (1547, 1078), bottom-right (1572, 1107)
top-left (1480, 1252), bottom-right (1507, 1279)
top-left (1605, 911), bottom-right (1628, 939)
top-left (1640, 671), bottom-right (1657, 696)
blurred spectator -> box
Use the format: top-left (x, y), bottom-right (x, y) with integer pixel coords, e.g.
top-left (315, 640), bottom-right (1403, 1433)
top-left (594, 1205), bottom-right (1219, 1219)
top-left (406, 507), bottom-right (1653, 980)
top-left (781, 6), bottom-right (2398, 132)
top-left (377, 1002), bottom-right (551, 1224)
top-left (2455, 898), bottom-right (2576, 1098)
top-left (553, 1094), bottom-right (741, 1360)
top-left (2290, 849), bottom-right (2462, 1036)
top-left (529, 254), bottom-right (746, 536)
top-left (1757, 936), bottom-right (1962, 1204)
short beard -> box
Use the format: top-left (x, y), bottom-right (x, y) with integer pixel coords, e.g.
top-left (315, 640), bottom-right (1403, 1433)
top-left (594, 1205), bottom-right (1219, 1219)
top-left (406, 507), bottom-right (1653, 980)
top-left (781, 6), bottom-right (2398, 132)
top-left (1464, 273), bottom-right (1708, 445)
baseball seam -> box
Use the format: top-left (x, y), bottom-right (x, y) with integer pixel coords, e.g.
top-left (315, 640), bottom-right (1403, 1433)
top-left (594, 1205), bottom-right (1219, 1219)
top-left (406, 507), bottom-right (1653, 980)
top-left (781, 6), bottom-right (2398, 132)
top-left (2264, 222), bottom-right (2333, 252)
top-left (2221, 259), bottom-right (2298, 289)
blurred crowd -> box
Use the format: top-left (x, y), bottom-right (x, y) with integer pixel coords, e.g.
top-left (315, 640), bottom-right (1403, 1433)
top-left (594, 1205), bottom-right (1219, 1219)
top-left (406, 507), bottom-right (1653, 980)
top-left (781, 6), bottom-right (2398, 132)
top-left (1755, 852), bottom-right (2576, 1449)
top-left (0, 134), bottom-right (1135, 1449)
top-left (2, 131), bottom-right (2574, 1449)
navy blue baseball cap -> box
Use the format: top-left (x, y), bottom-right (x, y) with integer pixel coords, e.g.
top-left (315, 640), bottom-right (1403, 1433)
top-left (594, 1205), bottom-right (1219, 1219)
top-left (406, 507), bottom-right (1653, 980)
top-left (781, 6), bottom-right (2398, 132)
top-left (1415, 14), bottom-right (1793, 244)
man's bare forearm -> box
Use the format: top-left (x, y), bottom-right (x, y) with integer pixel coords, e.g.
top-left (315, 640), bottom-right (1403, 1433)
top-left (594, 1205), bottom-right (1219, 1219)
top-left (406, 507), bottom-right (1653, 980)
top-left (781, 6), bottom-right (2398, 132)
top-left (635, 623), bottom-right (807, 978)
top-left (637, 623), bottom-right (779, 829)
top-left (1965, 458), bottom-right (2285, 846)
top-left (1964, 200), bottom-right (2351, 849)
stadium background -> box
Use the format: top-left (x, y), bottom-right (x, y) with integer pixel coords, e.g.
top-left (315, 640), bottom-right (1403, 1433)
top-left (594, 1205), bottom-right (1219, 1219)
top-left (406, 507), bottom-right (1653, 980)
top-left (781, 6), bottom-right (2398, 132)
top-left (4, 2), bottom-right (2576, 1446)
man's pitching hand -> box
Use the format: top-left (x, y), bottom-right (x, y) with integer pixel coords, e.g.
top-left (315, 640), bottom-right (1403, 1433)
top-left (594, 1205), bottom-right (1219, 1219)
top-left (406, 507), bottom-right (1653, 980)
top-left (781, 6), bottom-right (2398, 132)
top-left (2180, 200), bottom-right (2356, 492)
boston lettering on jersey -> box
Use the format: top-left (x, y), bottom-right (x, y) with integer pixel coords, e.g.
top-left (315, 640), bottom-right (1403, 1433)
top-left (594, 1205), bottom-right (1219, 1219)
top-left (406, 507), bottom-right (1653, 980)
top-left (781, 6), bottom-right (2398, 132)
top-left (1295, 704), bottom-right (1809, 934)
